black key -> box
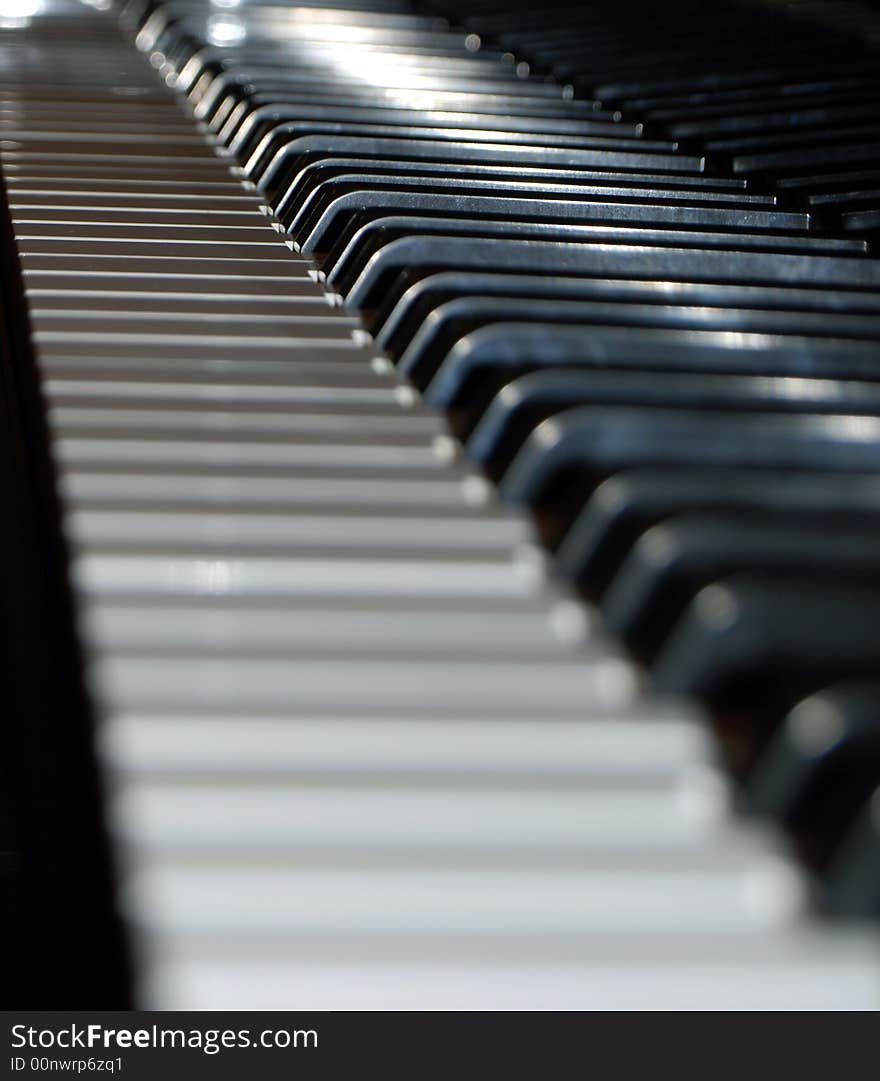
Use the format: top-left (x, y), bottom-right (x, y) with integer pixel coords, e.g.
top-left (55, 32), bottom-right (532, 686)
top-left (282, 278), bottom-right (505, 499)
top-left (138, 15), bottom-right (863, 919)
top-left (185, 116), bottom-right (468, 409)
top-left (392, 296), bottom-right (877, 393)
top-left (557, 469), bottom-right (880, 596)
top-left (499, 406), bottom-right (880, 518)
top-left (465, 370), bottom-right (880, 476)
top-left (293, 188), bottom-right (799, 257)
top-left (601, 516), bottom-right (880, 662)
top-left (373, 270), bottom-right (880, 356)
top-left (748, 682), bottom-right (880, 869)
top-left (256, 134), bottom-right (705, 199)
top-left (285, 171), bottom-right (772, 240)
top-left (824, 793), bottom-right (880, 918)
top-left (273, 157), bottom-right (749, 227)
top-left (651, 577), bottom-right (880, 715)
top-left (422, 322), bottom-right (880, 410)
top-left (245, 121), bottom-right (680, 187)
top-left (338, 232), bottom-right (874, 310)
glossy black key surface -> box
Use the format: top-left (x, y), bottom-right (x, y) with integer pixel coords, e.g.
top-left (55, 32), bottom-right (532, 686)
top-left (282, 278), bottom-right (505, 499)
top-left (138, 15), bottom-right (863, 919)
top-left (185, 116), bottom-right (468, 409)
top-left (273, 159), bottom-right (750, 227)
top-left (651, 578), bottom-right (880, 716)
top-left (324, 207), bottom-right (860, 285)
top-left (285, 172), bottom-right (776, 241)
top-left (227, 103), bottom-right (640, 162)
top-left (421, 323), bottom-right (880, 410)
top-left (218, 89), bottom-right (612, 143)
top-left (748, 682), bottom-right (880, 870)
top-left (371, 270), bottom-right (880, 357)
top-left (601, 516), bottom-right (880, 663)
top-left (245, 121), bottom-right (680, 187)
top-left (256, 134), bottom-right (706, 199)
top-left (391, 295), bottom-right (878, 392)
top-left (824, 795), bottom-right (880, 918)
top-left (557, 470), bottom-right (880, 596)
top-left (337, 232), bottom-right (874, 309)
top-left (281, 164), bottom-right (769, 236)
top-left (499, 406), bottom-right (880, 518)
top-left (464, 371), bottom-right (880, 475)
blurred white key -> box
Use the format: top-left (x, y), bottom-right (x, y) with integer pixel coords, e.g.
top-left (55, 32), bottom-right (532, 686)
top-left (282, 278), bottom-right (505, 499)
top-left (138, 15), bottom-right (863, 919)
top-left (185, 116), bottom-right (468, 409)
top-left (122, 858), bottom-right (807, 937)
top-left (110, 775), bottom-right (736, 852)
top-left (99, 711), bottom-right (710, 779)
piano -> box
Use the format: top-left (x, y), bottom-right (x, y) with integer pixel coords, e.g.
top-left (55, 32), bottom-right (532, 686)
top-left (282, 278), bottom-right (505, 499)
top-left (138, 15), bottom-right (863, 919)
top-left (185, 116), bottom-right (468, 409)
top-left (3, 0), bottom-right (879, 1009)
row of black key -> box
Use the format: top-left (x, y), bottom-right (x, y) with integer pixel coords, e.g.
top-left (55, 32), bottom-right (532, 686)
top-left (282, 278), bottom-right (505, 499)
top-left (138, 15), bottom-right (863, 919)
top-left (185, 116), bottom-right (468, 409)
top-left (127, 0), bottom-right (880, 915)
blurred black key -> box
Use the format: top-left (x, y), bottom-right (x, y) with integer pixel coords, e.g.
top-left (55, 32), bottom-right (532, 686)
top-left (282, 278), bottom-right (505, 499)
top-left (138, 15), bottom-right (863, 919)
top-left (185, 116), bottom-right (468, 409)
top-left (557, 470), bottom-right (880, 596)
top-left (601, 517), bottom-right (880, 662)
top-left (652, 578), bottom-right (880, 715)
top-left (824, 793), bottom-right (880, 918)
top-left (748, 682), bottom-right (880, 869)
top-left (498, 407), bottom-right (880, 536)
top-left (465, 371), bottom-right (880, 477)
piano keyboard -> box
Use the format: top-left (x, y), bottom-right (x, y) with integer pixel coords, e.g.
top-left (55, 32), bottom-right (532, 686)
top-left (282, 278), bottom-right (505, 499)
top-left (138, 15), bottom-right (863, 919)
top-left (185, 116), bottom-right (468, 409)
top-left (3, 0), bottom-right (879, 1008)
